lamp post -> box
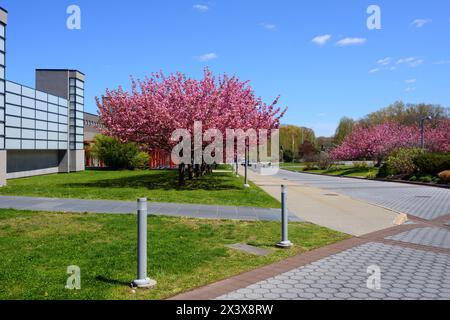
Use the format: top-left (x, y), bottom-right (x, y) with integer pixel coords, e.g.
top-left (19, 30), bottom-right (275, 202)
top-left (420, 116), bottom-right (432, 149)
top-left (244, 139), bottom-right (250, 188)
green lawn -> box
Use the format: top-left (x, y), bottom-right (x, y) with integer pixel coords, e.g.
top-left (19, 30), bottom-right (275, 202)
top-left (0, 170), bottom-right (279, 208)
top-left (282, 164), bottom-right (379, 178)
top-left (0, 209), bottom-right (349, 300)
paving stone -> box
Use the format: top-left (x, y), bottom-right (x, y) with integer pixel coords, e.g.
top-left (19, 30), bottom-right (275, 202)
top-left (217, 242), bottom-right (450, 300)
top-left (226, 243), bottom-right (272, 256)
top-left (386, 227), bottom-right (450, 249)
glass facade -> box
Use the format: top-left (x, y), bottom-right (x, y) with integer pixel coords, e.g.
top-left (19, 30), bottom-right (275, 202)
top-left (4, 81), bottom-right (69, 150)
top-left (0, 21), bottom-right (5, 149)
top-left (0, 11), bottom-right (83, 153)
top-left (69, 77), bottom-right (84, 150)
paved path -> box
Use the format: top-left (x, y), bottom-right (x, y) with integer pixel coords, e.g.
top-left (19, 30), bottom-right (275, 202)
top-left (246, 169), bottom-right (399, 236)
top-left (170, 171), bottom-right (450, 300)
top-left (171, 214), bottom-right (450, 300)
top-left (0, 195), bottom-right (302, 222)
top-left (275, 170), bottom-right (450, 220)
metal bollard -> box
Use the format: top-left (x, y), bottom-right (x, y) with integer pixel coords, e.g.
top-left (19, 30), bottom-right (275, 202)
top-left (132, 198), bottom-right (157, 289)
top-left (244, 143), bottom-right (250, 188)
top-left (277, 185), bottom-right (293, 248)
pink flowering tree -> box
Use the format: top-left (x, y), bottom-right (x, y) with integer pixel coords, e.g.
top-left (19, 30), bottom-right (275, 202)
top-left (330, 120), bottom-right (450, 163)
top-left (96, 69), bottom-right (286, 186)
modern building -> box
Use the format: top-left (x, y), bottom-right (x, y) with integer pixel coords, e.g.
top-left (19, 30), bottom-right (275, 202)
top-left (0, 7), bottom-right (85, 186)
top-left (83, 112), bottom-right (104, 168)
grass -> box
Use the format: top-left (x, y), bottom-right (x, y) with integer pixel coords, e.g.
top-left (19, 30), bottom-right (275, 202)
top-left (0, 170), bottom-right (280, 208)
top-left (282, 164), bottom-right (379, 178)
top-left (0, 209), bottom-right (349, 300)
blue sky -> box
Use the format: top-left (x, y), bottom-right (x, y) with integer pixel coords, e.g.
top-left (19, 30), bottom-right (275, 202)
top-left (2, 0), bottom-right (450, 136)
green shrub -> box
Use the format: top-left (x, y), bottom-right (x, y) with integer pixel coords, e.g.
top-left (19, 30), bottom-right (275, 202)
top-left (377, 163), bottom-right (393, 178)
top-left (353, 161), bottom-right (369, 169)
top-left (131, 152), bottom-right (150, 170)
top-left (417, 175), bottom-right (440, 184)
top-left (92, 135), bottom-right (148, 170)
top-left (413, 153), bottom-right (450, 175)
top-left (283, 150), bottom-right (294, 163)
top-left (384, 148), bottom-right (424, 177)
top-left (303, 163), bottom-right (318, 171)
top-left (366, 171), bottom-right (377, 179)
top-left (317, 154), bottom-right (332, 170)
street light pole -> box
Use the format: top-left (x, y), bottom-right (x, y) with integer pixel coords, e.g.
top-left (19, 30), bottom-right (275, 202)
top-left (420, 116), bottom-right (432, 149)
top-left (244, 138), bottom-right (250, 188)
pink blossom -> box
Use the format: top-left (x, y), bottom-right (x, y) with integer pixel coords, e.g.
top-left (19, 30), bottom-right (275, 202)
top-left (330, 120), bottom-right (450, 161)
top-left (96, 69), bottom-right (286, 158)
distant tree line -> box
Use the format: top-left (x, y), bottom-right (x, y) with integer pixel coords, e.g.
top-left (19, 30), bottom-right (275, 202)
top-left (333, 101), bottom-right (449, 146)
top-left (280, 125), bottom-right (322, 162)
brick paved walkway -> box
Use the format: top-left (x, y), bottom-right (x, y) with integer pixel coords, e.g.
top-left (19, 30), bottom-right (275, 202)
top-left (0, 195), bottom-right (302, 222)
top-left (171, 214), bottom-right (450, 300)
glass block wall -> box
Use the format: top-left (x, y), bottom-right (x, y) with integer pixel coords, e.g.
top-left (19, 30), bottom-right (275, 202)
top-left (4, 81), bottom-right (69, 150)
top-left (69, 77), bottom-right (84, 150)
top-left (0, 19), bottom-right (5, 149)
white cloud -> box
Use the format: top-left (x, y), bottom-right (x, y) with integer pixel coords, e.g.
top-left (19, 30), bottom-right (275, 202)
top-left (260, 23), bottom-right (277, 31)
top-left (196, 52), bottom-right (218, 62)
top-left (405, 87), bottom-right (416, 92)
top-left (411, 19), bottom-right (432, 28)
top-left (405, 79), bottom-right (416, 84)
top-left (369, 68), bottom-right (380, 74)
top-left (397, 57), bottom-right (415, 64)
top-left (193, 4), bottom-right (209, 12)
top-left (435, 60), bottom-right (450, 65)
top-left (312, 34), bottom-right (331, 46)
top-left (336, 37), bottom-right (367, 47)
top-left (397, 57), bottom-right (424, 67)
top-left (377, 57), bottom-right (392, 66)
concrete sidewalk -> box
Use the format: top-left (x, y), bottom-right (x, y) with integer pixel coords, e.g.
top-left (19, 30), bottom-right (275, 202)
top-left (0, 195), bottom-right (302, 222)
top-left (247, 169), bottom-right (399, 236)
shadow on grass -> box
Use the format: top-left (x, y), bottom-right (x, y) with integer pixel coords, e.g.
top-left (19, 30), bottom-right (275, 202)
top-left (63, 171), bottom-right (243, 191)
top-left (95, 275), bottom-right (131, 287)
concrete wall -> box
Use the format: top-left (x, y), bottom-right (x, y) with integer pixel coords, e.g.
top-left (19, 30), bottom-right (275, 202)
top-left (0, 150), bottom-right (6, 186)
top-left (70, 149), bottom-right (85, 172)
top-left (35, 70), bottom-right (69, 100)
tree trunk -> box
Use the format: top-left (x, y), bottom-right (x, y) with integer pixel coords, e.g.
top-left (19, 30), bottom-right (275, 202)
top-left (178, 164), bottom-right (186, 187)
top-left (187, 164), bottom-right (194, 180)
top-left (194, 164), bottom-right (201, 178)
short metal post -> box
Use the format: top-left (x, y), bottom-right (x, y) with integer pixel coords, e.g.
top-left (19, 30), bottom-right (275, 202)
top-left (132, 198), bottom-right (156, 289)
top-left (277, 185), bottom-right (293, 248)
top-left (244, 141), bottom-right (250, 188)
